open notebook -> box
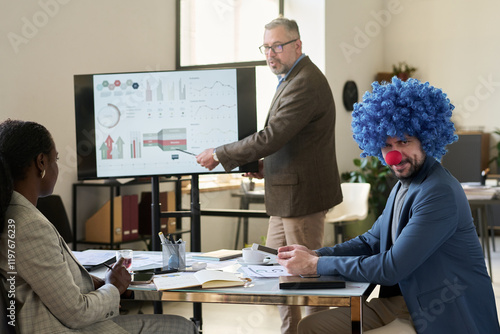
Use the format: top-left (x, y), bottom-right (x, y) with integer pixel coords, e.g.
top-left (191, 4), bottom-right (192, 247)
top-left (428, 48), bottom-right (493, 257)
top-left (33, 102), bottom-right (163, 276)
top-left (154, 270), bottom-right (248, 290)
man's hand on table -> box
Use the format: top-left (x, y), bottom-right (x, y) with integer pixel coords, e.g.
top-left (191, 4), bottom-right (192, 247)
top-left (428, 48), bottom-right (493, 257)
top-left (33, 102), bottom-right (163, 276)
top-left (277, 244), bottom-right (319, 276)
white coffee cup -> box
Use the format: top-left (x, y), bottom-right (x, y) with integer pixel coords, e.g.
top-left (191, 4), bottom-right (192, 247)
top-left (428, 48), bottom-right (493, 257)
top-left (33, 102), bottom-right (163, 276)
top-left (242, 247), bottom-right (267, 263)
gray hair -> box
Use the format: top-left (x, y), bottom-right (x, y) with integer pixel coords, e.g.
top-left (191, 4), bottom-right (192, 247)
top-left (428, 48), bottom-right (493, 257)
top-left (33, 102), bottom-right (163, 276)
top-left (265, 17), bottom-right (300, 39)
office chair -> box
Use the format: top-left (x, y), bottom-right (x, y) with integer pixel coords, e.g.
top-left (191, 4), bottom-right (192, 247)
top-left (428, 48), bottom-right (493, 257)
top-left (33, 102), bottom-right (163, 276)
top-left (326, 182), bottom-right (371, 245)
top-left (36, 195), bottom-right (72, 244)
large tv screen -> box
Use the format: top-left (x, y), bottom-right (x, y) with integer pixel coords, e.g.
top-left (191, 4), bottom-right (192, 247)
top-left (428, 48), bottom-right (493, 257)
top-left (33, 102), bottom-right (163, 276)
top-left (74, 67), bottom-right (258, 180)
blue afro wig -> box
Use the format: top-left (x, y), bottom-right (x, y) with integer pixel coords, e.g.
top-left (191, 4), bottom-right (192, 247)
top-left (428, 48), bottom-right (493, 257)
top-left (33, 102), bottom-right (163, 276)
top-left (352, 77), bottom-right (458, 165)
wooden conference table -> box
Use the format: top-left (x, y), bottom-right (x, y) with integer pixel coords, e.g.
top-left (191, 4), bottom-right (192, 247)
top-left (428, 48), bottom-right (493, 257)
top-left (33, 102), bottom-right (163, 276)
top-left (89, 251), bottom-right (374, 334)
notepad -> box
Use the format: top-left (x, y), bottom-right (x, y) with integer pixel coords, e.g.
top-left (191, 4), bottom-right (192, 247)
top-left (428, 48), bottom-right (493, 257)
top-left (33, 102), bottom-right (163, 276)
top-left (279, 275), bottom-right (346, 289)
top-left (72, 250), bottom-right (116, 271)
top-left (191, 249), bottom-right (242, 261)
top-left (153, 270), bottom-right (247, 290)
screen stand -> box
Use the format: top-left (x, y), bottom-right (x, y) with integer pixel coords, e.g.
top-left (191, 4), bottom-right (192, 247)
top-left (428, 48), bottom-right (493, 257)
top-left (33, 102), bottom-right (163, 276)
top-left (150, 174), bottom-right (201, 251)
top-left (150, 174), bottom-right (202, 330)
top-left (190, 174), bottom-right (201, 252)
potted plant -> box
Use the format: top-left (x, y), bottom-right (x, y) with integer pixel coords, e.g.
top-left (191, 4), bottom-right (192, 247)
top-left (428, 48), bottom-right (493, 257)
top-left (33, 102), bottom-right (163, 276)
top-left (340, 156), bottom-right (395, 238)
top-left (392, 62), bottom-right (417, 81)
top-left (489, 129), bottom-right (500, 172)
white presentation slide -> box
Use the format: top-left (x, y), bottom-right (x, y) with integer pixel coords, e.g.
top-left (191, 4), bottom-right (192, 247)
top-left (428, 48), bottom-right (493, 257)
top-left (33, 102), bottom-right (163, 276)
top-left (92, 69), bottom-right (239, 177)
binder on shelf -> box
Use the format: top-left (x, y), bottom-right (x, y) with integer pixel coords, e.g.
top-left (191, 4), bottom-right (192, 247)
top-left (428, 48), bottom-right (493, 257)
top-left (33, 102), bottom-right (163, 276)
top-left (166, 191), bottom-right (176, 233)
top-left (122, 195), bottom-right (139, 241)
top-left (139, 191), bottom-right (176, 235)
top-left (122, 195), bottom-right (131, 241)
top-left (129, 195), bottom-right (139, 239)
top-left (85, 196), bottom-right (123, 243)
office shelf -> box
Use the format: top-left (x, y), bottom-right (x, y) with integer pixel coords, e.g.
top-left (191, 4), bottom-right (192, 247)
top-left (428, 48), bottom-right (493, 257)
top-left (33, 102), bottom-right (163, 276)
top-left (72, 177), bottom-right (190, 250)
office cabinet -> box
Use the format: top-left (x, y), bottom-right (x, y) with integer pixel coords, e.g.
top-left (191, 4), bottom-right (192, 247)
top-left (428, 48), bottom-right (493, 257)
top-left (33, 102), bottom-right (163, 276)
top-left (441, 132), bottom-right (490, 183)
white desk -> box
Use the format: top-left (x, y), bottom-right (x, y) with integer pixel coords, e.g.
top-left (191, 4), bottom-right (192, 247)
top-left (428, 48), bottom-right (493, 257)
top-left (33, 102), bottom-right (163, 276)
top-left (89, 251), bottom-right (374, 334)
top-left (155, 280), bottom-right (373, 334)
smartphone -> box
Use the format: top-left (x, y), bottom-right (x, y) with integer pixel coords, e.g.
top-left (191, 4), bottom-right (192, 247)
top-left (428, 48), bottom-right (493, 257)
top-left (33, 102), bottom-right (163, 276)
top-left (299, 274), bottom-right (321, 278)
top-left (251, 243), bottom-right (278, 255)
top-left (131, 272), bottom-right (154, 284)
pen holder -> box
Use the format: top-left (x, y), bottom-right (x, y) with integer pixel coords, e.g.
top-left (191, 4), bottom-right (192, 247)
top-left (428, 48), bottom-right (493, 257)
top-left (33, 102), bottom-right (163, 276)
top-left (162, 241), bottom-right (186, 271)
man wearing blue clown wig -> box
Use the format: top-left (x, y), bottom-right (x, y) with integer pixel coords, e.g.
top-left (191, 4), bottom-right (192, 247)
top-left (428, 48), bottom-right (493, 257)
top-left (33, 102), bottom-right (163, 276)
top-left (277, 77), bottom-right (500, 334)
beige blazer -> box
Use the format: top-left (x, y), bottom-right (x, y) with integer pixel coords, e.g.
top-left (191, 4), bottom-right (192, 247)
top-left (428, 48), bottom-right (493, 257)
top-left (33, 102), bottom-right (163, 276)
top-left (218, 56), bottom-right (342, 217)
top-left (0, 192), bottom-right (127, 334)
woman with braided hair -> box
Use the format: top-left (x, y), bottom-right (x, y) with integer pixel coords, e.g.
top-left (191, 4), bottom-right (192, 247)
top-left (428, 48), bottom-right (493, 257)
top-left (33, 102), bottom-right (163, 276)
top-left (0, 119), bottom-right (197, 334)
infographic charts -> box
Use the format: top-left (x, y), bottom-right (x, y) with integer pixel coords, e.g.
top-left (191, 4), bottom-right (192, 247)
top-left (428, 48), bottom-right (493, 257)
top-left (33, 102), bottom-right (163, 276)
top-left (93, 69), bottom-right (240, 177)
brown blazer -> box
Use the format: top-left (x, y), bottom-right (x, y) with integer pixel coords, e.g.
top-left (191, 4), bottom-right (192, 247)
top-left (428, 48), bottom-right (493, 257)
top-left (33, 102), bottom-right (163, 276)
top-left (217, 56), bottom-right (342, 217)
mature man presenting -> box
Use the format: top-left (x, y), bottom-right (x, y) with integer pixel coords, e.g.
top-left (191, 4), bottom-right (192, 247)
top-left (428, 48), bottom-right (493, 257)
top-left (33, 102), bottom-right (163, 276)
top-left (278, 78), bottom-right (500, 333)
top-left (196, 17), bottom-right (342, 333)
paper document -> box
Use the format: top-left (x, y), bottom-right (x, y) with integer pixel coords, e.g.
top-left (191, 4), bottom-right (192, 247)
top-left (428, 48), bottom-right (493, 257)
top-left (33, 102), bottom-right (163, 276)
top-left (131, 252), bottom-right (163, 270)
top-left (73, 250), bottom-right (115, 266)
top-left (241, 265), bottom-right (292, 278)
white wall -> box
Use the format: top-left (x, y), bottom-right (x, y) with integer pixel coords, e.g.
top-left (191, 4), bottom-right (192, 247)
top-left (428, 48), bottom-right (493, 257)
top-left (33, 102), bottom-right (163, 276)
top-left (0, 0), bottom-right (177, 227)
top-left (285, 0), bottom-right (325, 70)
top-left (325, 0), bottom-right (385, 173)
top-left (383, 0), bottom-right (500, 157)
top-left (326, 0), bottom-right (500, 171)
top-left (384, 0), bottom-right (500, 132)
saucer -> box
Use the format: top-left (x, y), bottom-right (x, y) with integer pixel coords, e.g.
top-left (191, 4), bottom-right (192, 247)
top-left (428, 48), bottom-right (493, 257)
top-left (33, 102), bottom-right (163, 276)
top-left (237, 258), bottom-right (272, 266)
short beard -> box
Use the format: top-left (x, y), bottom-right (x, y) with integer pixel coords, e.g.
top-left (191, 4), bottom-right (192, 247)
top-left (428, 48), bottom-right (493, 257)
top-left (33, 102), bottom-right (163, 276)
top-left (391, 156), bottom-right (425, 181)
top-left (268, 59), bottom-right (290, 76)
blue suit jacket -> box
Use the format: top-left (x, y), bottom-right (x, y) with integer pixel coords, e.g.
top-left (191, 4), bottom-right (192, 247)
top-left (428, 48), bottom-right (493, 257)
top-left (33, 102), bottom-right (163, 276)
top-left (316, 156), bottom-right (499, 333)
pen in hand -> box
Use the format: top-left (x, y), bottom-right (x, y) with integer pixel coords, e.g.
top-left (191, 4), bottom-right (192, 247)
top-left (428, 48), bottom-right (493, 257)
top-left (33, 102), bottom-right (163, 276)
top-left (103, 263), bottom-right (114, 271)
top-left (103, 261), bottom-right (130, 272)
top-left (103, 258), bottom-right (131, 294)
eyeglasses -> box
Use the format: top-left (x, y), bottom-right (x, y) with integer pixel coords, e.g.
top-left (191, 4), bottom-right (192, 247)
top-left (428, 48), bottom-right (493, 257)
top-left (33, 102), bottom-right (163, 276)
top-left (259, 39), bottom-right (298, 54)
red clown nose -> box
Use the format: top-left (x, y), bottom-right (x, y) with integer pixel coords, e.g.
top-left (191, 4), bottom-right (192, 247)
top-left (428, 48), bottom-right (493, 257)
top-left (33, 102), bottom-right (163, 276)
top-left (385, 150), bottom-right (402, 165)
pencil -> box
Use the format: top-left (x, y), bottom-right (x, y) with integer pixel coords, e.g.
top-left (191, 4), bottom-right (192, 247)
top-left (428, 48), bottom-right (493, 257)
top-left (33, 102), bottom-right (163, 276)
top-left (103, 263), bottom-right (114, 270)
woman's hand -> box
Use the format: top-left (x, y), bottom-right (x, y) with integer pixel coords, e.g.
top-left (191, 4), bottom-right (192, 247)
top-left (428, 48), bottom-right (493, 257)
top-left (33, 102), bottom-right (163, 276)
top-left (104, 257), bottom-right (132, 295)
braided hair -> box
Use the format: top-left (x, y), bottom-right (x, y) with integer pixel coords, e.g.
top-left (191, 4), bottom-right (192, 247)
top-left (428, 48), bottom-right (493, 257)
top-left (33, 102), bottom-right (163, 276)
top-left (0, 119), bottom-right (54, 233)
